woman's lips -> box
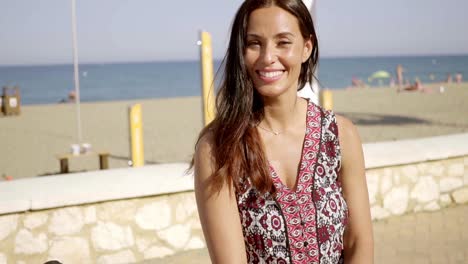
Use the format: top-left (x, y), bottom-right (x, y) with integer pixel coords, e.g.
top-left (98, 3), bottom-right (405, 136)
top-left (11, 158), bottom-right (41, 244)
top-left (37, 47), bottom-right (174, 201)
top-left (256, 70), bottom-right (284, 83)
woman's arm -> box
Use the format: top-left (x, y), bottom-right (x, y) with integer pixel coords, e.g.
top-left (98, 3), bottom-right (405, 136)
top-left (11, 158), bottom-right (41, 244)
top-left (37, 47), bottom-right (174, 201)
top-left (336, 115), bottom-right (374, 264)
top-left (194, 134), bottom-right (247, 264)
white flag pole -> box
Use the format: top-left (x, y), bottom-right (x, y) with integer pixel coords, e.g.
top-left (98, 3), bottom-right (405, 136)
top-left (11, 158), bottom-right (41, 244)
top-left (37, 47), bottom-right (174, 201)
top-left (71, 0), bottom-right (83, 145)
top-left (298, 0), bottom-right (319, 104)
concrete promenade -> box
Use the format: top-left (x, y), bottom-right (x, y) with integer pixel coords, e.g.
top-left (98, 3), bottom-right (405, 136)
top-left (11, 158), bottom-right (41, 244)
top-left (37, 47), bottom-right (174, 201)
top-left (146, 204), bottom-right (468, 264)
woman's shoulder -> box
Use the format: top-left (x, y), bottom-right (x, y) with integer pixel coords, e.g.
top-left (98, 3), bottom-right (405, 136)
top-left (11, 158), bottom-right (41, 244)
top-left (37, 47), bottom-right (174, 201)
top-left (335, 114), bottom-right (355, 132)
top-left (195, 129), bottom-right (215, 162)
top-left (334, 114), bottom-right (362, 150)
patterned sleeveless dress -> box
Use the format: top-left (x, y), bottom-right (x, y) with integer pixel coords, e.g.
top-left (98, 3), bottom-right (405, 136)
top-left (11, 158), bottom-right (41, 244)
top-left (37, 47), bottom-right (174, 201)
top-left (236, 101), bottom-right (348, 264)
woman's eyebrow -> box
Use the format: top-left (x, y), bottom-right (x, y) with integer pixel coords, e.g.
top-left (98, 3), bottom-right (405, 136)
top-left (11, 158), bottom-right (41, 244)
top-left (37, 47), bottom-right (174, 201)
top-left (246, 32), bottom-right (295, 39)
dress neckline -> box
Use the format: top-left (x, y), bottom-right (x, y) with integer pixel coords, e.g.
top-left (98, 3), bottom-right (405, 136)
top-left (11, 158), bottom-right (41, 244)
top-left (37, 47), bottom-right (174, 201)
top-left (269, 99), bottom-right (314, 193)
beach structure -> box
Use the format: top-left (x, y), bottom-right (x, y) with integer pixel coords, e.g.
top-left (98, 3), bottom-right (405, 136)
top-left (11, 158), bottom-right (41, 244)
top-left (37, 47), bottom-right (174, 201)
top-left (1, 86), bottom-right (21, 116)
top-left (0, 133), bottom-right (467, 262)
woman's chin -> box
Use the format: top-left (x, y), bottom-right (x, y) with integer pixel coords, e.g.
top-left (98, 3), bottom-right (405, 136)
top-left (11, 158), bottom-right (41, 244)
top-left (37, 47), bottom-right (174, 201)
top-left (255, 85), bottom-right (290, 98)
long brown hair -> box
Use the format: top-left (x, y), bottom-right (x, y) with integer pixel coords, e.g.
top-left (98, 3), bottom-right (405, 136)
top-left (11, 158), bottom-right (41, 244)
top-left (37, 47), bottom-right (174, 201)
top-left (192, 0), bottom-right (319, 194)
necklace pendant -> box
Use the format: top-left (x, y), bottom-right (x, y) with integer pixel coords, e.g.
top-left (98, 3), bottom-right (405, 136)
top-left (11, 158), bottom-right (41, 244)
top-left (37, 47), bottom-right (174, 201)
top-left (273, 131), bottom-right (280, 135)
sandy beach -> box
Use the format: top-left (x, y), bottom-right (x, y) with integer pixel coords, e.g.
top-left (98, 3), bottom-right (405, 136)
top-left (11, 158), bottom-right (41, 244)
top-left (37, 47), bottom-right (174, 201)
top-left (1, 83), bottom-right (467, 180)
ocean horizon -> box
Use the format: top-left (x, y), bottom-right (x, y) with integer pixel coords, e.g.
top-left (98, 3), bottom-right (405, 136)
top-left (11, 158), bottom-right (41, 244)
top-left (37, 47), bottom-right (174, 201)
top-left (1, 54), bottom-right (467, 105)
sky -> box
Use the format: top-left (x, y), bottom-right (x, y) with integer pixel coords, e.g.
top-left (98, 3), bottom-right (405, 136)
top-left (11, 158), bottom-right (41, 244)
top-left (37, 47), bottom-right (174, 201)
top-left (1, 0), bottom-right (467, 65)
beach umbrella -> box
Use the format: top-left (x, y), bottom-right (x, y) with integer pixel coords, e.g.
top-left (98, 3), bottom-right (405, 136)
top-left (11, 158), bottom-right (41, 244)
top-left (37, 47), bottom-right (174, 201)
top-left (369, 70), bottom-right (391, 80)
top-left (368, 70), bottom-right (391, 86)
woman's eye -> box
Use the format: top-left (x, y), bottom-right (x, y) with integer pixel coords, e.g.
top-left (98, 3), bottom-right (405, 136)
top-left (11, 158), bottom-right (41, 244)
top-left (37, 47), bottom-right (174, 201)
top-left (278, 41), bottom-right (292, 46)
top-left (247, 41), bottom-right (260, 47)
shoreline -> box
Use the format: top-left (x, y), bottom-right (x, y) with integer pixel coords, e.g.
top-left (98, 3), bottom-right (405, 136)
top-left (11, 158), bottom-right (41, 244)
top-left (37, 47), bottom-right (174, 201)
top-left (1, 83), bottom-right (467, 179)
top-left (16, 81), bottom-right (468, 107)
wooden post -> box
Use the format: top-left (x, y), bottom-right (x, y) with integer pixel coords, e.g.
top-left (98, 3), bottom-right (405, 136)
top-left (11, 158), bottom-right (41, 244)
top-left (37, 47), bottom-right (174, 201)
top-left (129, 104), bottom-right (144, 167)
top-left (59, 158), bottom-right (69, 173)
top-left (99, 153), bottom-right (109, 170)
top-left (199, 31), bottom-right (215, 126)
top-left (320, 89), bottom-right (333, 110)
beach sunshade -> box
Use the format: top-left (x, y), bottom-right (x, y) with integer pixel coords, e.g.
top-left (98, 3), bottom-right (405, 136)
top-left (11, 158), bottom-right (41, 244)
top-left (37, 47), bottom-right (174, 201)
top-left (369, 70), bottom-right (391, 79)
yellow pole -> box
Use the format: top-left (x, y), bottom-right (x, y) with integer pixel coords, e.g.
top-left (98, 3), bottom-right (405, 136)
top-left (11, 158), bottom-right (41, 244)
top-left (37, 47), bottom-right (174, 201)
top-left (199, 31), bottom-right (215, 125)
top-left (320, 89), bottom-right (333, 110)
top-left (129, 103), bottom-right (144, 167)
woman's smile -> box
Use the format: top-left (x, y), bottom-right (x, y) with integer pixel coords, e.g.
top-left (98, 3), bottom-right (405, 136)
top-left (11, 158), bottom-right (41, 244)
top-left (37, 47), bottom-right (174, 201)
top-left (256, 69), bottom-right (285, 83)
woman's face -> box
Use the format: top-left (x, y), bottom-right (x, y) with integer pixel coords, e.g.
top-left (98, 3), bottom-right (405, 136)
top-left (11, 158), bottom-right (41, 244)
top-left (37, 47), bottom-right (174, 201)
top-left (244, 5), bottom-right (312, 99)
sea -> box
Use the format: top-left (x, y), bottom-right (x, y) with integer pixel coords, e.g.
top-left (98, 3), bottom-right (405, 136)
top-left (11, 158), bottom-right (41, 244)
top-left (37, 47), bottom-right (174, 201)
top-left (1, 55), bottom-right (467, 105)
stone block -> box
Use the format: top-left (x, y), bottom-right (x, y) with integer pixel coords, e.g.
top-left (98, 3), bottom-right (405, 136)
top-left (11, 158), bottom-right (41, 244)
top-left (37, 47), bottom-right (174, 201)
top-left (383, 185), bottom-right (409, 215)
top-left (0, 214), bottom-right (18, 241)
top-left (24, 212), bottom-right (48, 230)
top-left (410, 176), bottom-right (439, 203)
top-left (413, 205), bottom-right (423, 213)
top-left (135, 200), bottom-right (171, 230)
top-left (97, 250), bottom-right (136, 264)
top-left (370, 206), bottom-right (390, 220)
top-left (48, 237), bottom-right (91, 264)
top-left (366, 173), bottom-right (379, 205)
top-left (98, 200), bottom-right (136, 222)
top-left (448, 163), bottom-right (464, 177)
top-left (14, 229), bottom-right (47, 254)
top-left (423, 201), bottom-right (440, 211)
top-left (393, 173), bottom-right (401, 185)
top-left (401, 165), bottom-right (418, 179)
top-left (91, 222), bottom-right (134, 251)
top-left (428, 163), bottom-right (445, 177)
top-left (157, 224), bottom-right (191, 249)
top-left (175, 194), bottom-right (197, 223)
top-left (452, 187), bottom-right (468, 204)
top-left (416, 163), bottom-right (429, 174)
top-left (84, 206), bottom-right (96, 224)
top-left (439, 194), bottom-right (452, 207)
top-left (136, 237), bottom-right (152, 253)
top-left (184, 236), bottom-right (206, 250)
top-left (187, 217), bottom-right (202, 230)
top-left (440, 178), bottom-right (463, 193)
top-left (382, 168), bottom-right (393, 178)
top-left (144, 246), bottom-right (174, 260)
top-left (380, 174), bottom-right (392, 195)
top-left (49, 207), bottom-right (84, 236)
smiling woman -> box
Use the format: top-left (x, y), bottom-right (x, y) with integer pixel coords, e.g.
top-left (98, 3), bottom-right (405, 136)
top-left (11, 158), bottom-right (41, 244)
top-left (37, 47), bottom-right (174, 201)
top-left (191, 0), bottom-right (374, 263)
top-left (244, 6), bottom-right (313, 99)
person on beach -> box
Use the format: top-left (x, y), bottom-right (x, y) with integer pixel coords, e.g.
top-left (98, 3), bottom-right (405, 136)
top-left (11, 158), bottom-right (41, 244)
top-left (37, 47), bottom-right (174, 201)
top-left (455, 73), bottom-right (463, 84)
top-left (446, 74), bottom-right (453, 84)
top-left (192, 0), bottom-right (373, 263)
top-left (351, 76), bottom-right (366, 89)
top-left (403, 78), bottom-right (433, 93)
top-left (58, 90), bottom-right (76, 103)
top-left (396, 64), bottom-right (404, 91)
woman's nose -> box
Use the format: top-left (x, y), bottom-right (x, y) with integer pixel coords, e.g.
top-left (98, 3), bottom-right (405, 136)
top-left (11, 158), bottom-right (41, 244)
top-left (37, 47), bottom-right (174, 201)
top-left (260, 44), bottom-right (276, 65)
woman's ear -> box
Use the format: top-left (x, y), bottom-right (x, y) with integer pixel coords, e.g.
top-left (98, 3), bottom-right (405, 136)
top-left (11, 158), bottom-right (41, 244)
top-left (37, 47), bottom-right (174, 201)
top-left (302, 37), bottom-right (313, 63)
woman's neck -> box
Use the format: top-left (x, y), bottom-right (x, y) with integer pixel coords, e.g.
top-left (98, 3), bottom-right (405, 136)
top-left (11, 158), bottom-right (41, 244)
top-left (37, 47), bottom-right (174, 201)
top-left (261, 95), bottom-right (307, 133)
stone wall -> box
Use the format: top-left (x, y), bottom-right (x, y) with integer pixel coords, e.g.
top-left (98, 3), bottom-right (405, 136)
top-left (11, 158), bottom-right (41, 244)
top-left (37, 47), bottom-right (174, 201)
top-left (0, 192), bottom-right (204, 264)
top-left (0, 156), bottom-right (467, 263)
top-left (368, 156), bottom-right (468, 220)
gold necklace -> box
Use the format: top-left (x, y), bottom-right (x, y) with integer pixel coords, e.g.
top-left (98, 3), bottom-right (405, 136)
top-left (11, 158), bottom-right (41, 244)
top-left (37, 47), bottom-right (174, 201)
top-left (257, 124), bottom-right (282, 136)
